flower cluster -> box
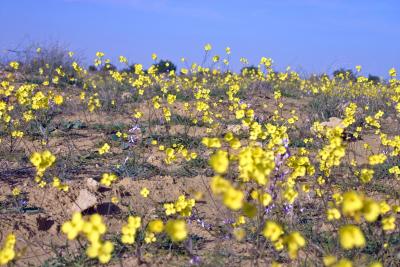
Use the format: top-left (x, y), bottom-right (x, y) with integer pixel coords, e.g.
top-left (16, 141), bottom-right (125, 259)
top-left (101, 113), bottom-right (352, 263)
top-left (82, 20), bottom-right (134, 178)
top-left (61, 213), bottom-right (114, 264)
top-left (121, 216), bottom-right (141, 244)
top-left (262, 221), bottom-right (306, 259)
top-left (0, 234), bottom-right (16, 265)
top-left (163, 195), bottom-right (196, 217)
top-left (30, 150), bottom-right (56, 186)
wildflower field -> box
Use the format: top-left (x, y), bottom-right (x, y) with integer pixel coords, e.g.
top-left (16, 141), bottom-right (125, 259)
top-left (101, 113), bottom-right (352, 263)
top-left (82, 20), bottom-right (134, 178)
top-left (0, 45), bottom-right (399, 266)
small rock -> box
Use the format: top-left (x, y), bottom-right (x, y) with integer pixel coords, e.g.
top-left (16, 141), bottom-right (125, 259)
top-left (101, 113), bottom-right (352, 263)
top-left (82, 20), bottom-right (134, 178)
top-left (227, 124), bottom-right (241, 134)
top-left (70, 189), bottom-right (97, 213)
top-left (320, 117), bottom-right (345, 129)
top-left (86, 178), bottom-right (99, 192)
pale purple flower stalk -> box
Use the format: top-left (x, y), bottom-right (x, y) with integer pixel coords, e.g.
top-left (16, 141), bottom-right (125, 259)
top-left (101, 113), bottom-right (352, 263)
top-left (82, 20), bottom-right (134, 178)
top-left (190, 256), bottom-right (201, 265)
top-left (128, 124), bottom-right (141, 145)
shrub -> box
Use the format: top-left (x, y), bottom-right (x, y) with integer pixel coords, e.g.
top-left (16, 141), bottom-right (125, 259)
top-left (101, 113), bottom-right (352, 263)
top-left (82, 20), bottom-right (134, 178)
top-left (153, 59), bottom-right (176, 74)
top-left (333, 68), bottom-right (357, 81)
top-left (368, 74), bottom-right (380, 84)
top-left (240, 65), bottom-right (258, 76)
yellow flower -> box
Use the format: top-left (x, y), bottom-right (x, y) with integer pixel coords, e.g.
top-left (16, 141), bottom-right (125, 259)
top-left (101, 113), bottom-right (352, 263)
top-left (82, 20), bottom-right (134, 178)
top-left (368, 154), bottom-right (386, 165)
top-left (342, 191), bottom-right (363, 216)
top-left (30, 150), bottom-right (56, 177)
top-left (163, 195), bottom-right (195, 217)
top-left (204, 43), bottom-right (212, 51)
top-left (379, 201), bottom-right (391, 214)
top-left (317, 176), bottom-right (326, 185)
top-left (11, 131), bottom-right (24, 138)
top-left (212, 55), bottom-right (220, 62)
top-left (140, 187), bottom-right (150, 198)
top-left (121, 216), bottom-right (141, 244)
top-left (389, 166), bottom-right (400, 175)
top-left (283, 188), bottom-right (298, 204)
top-left (54, 95), bottom-right (64, 105)
top-left (262, 221), bottom-right (283, 242)
top-left (61, 212), bottom-right (85, 240)
top-left (164, 147), bottom-right (176, 164)
top-left (209, 150), bottom-right (229, 174)
top-left (392, 205), bottom-right (400, 213)
top-left (163, 203), bottom-right (176, 215)
top-left (86, 240), bottom-right (114, 264)
top-left (147, 219), bottom-right (164, 233)
top-left (362, 199), bottom-right (380, 222)
top-left (368, 262), bottom-right (382, 267)
top-left (167, 94), bottom-right (176, 104)
top-left (233, 228), bottom-right (246, 241)
top-left (100, 173), bottom-right (118, 187)
top-left (144, 231), bottom-right (156, 244)
top-left (260, 193), bottom-right (272, 206)
top-left (111, 196), bottom-right (119, 204)
top-left (323, 255), bottom-right (337, 266)
top-left (9, 61), bottom-right (19, 70)
top-left (332, 259), bottom-right (353, 267)
top-left (389, 67), bottom-right (396, 77)
top-left (382, 216), bottom-right (396, 231)
top-left (202, 137), bottom-right (221, 148)
top-left (12, 187), bottom-right (21, 196)
top-left (98, 143), bottom-right (110, 155)
top-left (210, 175), bottom-right (230, 195)
top-left (301, 184), bottom-right (310, 193)
top-left (133, 110), bottom-right (143, 118)
top-left (233, 215), bottom-right (246, 227)
top-left (0, 233), bottom-right (16, 265)
top-left (327, 208), bottom-right (341, 221)
top-left (284, 231), bottom-right (306, 259)
top-left (339, 225), bottom-right (365, 250)
top-left (223, 187), bottom-right (244, 210)
top-left (119, 56), bottom-right (128, 63)
top-left (52, 177), bottom-right (69, 192)
top-left (96, 51), bottom-right (105, 58)
top-left (165, 219), bottom-right (187, 242)
top-left (82, 214), bottom-right (107, 243)
top-left (359, 168), bottom-right (374, 183)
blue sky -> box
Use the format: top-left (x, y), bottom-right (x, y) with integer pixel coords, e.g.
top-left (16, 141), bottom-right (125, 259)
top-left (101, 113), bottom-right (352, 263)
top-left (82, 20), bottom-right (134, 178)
top-left (1, 0), bottom-right (399, 76)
